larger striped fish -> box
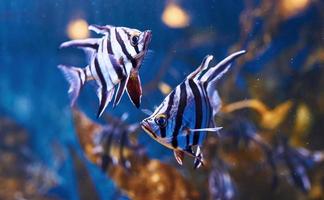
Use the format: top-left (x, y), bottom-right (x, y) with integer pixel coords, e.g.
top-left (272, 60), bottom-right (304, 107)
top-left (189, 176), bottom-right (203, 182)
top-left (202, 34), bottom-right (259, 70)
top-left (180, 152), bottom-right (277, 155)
top-left (58, 24), bottom-right (152, 117)
top-left (141, 50), bottom-right (246, 168)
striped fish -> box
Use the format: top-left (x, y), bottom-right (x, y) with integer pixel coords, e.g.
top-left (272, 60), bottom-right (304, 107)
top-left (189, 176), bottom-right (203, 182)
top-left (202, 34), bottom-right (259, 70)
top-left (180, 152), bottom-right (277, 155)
top-left (209, 162), bottom-right (235, 200)
top-left (141, 50), bottom-right (246, 168)
top-left (58, 24), bottom-right (152, 117)
top-left (91, 113), bottom-right (141, 171)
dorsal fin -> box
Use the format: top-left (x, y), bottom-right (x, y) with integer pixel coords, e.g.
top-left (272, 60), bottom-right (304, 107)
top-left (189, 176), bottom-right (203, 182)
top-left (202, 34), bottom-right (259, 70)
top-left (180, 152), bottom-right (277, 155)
top-left (200, 50), bottom-right (246, 87)
top-left (60, 38), bottom-right (99, 49)
top-left (60, 38), bottom-right (99, 61)
top-left (200, 50), bottom-right (246, 129)
top-left (187, 55), bottom-right (213, 80)
top-left (89, 24), bottom-right (112, 35)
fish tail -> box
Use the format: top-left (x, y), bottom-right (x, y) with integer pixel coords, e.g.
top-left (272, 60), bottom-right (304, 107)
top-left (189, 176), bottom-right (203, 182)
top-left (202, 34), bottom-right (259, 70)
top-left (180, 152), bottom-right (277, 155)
top-left (58, 65), bottom-right (89, 107)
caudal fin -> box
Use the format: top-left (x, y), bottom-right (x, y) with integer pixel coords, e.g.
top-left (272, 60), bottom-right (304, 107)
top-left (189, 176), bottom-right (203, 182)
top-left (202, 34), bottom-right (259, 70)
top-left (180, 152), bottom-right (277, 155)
top-left (58, 65), bottom-right (86, 107)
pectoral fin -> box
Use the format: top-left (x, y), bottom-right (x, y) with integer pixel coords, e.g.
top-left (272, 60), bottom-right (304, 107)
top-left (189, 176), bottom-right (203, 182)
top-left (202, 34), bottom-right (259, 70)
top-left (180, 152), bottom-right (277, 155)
top-left (126, 71), bottom-right (142, 108)
top-left (189, 127), bottom-right (223, 132)
top-left (174, 150), bottom-right (185, 165)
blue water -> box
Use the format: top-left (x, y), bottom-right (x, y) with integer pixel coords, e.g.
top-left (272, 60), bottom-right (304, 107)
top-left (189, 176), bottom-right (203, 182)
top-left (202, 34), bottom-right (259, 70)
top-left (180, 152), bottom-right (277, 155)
top-left (0, 0), bottom-right (323, 199)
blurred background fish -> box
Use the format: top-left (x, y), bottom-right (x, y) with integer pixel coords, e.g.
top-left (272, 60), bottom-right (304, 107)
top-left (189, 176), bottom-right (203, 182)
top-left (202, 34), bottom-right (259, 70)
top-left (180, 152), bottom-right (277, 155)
top-left (72, 109), bottom-right (144, 170)
top-left (72, 108), bottom-right (200, 200)
top-left (208, 160), bottom-right (236, 200)
top-left (270, 136), bottom-right (324, 193)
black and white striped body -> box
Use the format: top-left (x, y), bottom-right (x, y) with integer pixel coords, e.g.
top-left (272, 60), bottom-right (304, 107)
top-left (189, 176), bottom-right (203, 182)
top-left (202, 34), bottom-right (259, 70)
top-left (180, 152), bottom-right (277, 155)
top-left (141, 51), bottom-right (246, 168)
top-left (59, 25), bottom-right (152, 117)
top-left (149, 78), bottom-right (212, 151)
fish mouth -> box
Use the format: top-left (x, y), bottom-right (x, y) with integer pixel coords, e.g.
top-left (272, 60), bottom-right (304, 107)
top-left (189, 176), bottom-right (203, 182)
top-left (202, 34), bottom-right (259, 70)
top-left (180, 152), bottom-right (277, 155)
top-left (134, 30), bottom-right (152, 67)
top-left (140, 120), bottom-right (157, 138)
top-left (143, 30), bottom-right (152, 51)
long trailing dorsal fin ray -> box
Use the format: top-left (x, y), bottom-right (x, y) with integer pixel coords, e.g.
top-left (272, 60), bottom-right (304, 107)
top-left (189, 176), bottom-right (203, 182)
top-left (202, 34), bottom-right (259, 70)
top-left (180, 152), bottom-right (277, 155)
top-left (60, 38), bottom-right (99, 61)
top-left (200, 50), bottom-right (246, 87)
top-left (199, 50), bottom-right (246, 122)
top-left (60, 38), bottom-right (99, 50)
top-left (187, 55), bottom-right (214, 80)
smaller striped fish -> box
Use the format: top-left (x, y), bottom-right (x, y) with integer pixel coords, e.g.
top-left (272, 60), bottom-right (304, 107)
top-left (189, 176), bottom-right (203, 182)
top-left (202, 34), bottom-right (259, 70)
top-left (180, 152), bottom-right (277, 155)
top-left (209, 162), bottom-right (235, 200)
top-left (92, 113), bottom-right (141, 171)
top-left (58, 24), bottom-right (152, 117)
top-left (141, 50), bottom-right (246, 168)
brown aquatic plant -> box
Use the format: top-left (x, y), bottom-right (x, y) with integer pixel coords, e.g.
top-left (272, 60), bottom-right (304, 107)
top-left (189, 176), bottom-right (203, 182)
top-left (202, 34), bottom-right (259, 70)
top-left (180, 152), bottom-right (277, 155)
top-left (222, 99), bottom-right (293, 130)
top-left (72, 108), bottom-right (200, 200)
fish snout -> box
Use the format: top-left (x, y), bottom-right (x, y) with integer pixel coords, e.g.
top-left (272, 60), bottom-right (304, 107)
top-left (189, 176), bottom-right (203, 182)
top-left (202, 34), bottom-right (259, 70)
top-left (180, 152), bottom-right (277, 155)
top-left (141, 119), bottom-right (157, 138)
top-left (145, 30), bottom-right (152, 37)
top-left (143, 30), bottom-right (152, 46)
top-left (140, 119), bottom-right (149, 131)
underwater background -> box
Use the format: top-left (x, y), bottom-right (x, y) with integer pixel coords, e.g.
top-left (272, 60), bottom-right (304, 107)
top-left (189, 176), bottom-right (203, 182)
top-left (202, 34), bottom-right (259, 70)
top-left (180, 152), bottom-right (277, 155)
top-left (0, 0), bottom-right (323, 199)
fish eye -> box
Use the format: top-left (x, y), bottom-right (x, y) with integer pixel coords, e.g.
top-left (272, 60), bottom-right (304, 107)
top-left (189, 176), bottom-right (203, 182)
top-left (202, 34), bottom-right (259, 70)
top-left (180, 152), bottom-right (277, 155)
top-left (131, 35), bottom-right (139, 46)
top-left (154, 114), bottom-right (167, 128)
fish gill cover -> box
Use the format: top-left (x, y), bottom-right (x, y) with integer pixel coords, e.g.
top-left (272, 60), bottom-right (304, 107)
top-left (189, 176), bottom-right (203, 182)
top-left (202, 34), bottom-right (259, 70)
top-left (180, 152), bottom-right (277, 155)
top-left (0, 0), bottom-right (323, 200)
